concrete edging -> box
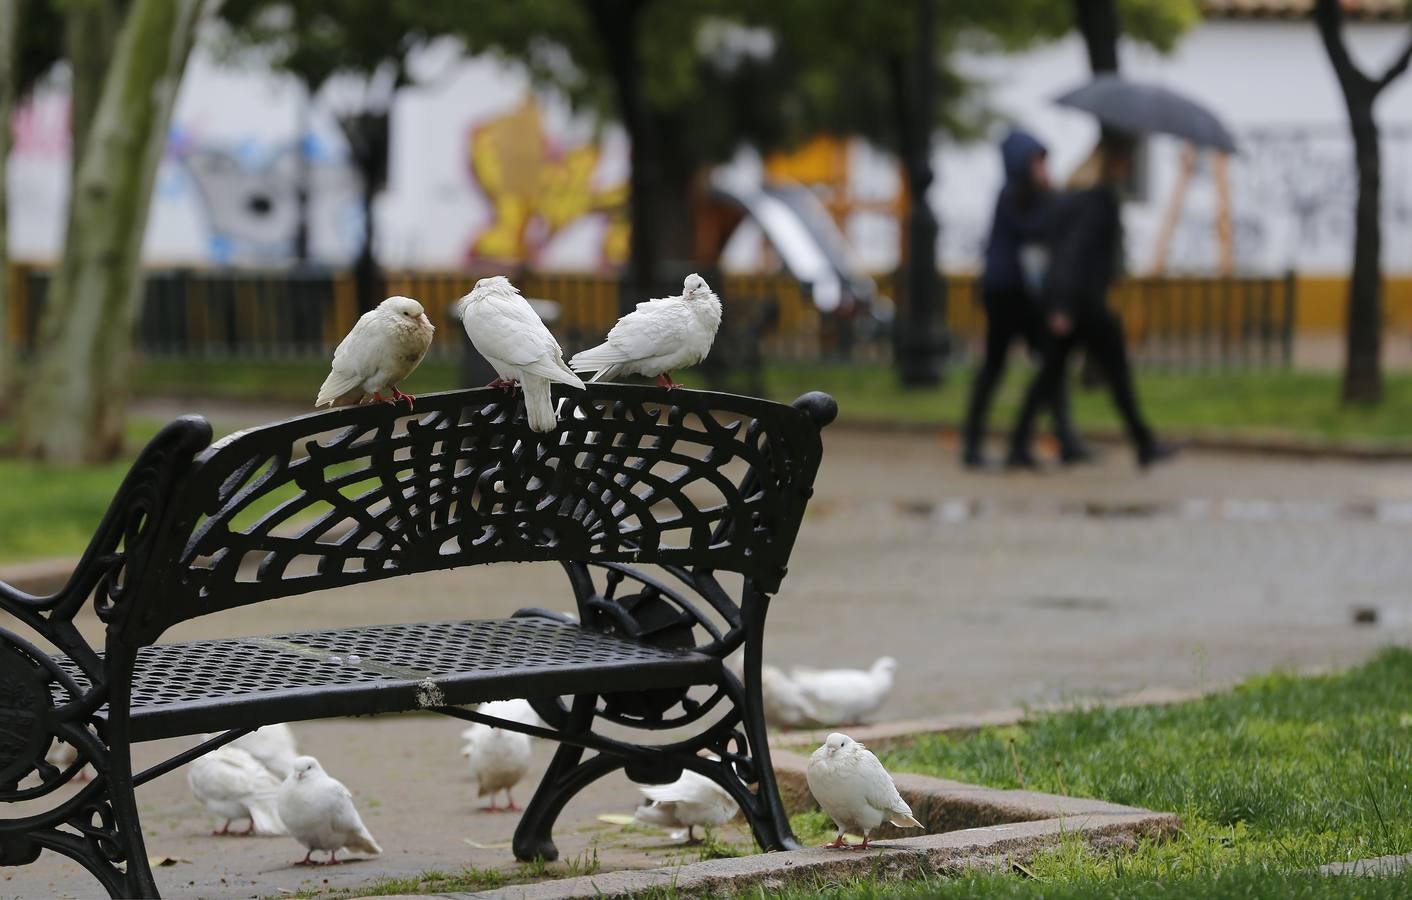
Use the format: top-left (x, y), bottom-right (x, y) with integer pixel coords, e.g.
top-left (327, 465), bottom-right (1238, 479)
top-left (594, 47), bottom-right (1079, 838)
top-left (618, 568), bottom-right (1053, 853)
top-left (433, 751), bottom-right (1178, 899)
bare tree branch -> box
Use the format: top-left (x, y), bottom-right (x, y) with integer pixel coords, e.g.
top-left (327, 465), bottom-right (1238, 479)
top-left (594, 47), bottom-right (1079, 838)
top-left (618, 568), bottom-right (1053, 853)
top-left (1374, 31), bottom-right (1412, 93)
top-left (1314, 0), bottom-right (1373, 95)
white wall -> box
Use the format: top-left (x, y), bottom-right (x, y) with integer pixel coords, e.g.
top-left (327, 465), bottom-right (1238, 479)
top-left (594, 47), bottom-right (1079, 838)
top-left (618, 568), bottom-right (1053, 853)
top-left (8, 18), bottom-right (1411, 274)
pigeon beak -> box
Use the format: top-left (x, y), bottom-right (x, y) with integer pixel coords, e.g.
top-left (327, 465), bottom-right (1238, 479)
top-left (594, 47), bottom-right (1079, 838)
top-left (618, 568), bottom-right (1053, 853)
top-left (419, 314), bottom-right (431, 328)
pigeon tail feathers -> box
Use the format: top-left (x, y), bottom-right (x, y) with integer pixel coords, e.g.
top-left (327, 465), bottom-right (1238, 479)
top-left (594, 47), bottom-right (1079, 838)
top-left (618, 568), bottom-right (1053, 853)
top-left (523, 377), bottom-right (557, 433)
top-left (315, 369), bottom-right (363, 407)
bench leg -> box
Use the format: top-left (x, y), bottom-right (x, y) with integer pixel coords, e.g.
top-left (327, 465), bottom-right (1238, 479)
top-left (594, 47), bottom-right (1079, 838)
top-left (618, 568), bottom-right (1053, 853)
top-left (732, 622), bottom-right (801, 853)
top-left (512, 694), bottom-right (606, 862)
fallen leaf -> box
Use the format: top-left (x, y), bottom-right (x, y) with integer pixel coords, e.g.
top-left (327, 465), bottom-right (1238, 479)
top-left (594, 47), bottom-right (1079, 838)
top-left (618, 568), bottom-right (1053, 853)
top-left (463, 838), bottom-right (513, 850)
top-left (596, 813), bottom-right (638, 826)
top-left (147, 856), bottom-right (190, 867)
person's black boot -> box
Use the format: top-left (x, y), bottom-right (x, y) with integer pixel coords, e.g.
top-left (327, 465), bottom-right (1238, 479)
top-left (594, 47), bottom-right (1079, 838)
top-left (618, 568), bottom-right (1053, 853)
top-left (962, 447), bottom-right (990, 470)
top-left (1005, 448), bottom-right (1042, 471)
top-left (1137, 441), bottom-right (1179, 469)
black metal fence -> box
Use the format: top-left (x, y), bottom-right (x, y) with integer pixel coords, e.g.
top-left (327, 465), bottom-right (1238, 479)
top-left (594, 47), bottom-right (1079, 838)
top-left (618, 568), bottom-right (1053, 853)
top-left (9, 266), bottom-right (1295, 370)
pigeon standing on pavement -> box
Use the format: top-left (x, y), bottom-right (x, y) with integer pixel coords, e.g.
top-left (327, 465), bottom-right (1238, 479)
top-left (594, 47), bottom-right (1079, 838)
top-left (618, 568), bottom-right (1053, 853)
top-left (229, 724), bottom-right (300, 780)
top-left (277, 756), bottom-right (382, 865)
top-left (633, 769), bottom-right (739, 844)
top-left (790, 657), bottom-right (897, 725)
top-left (461, 700), bottom-right (536, 812)
top-left (45, 739), bottom-right (92, 782)
top-left (569, 273), bottom-right (722, 389)
top-left (456, 276), bottom-right (585, 432)
top-left (187, 745), bottom-right (286, 836)
top-left (315, 295), bottom-right (435, 409)
top-left (806, 732), bottom-right (921, 850)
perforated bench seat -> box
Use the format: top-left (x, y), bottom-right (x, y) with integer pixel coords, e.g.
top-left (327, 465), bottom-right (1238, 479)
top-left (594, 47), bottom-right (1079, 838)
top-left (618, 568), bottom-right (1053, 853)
top-left (54, 617), bottom-right (719, 742)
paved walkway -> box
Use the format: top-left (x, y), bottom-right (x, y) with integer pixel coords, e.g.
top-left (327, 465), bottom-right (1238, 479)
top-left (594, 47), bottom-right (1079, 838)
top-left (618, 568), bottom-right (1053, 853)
top-left (7, 424), bottom-right (1412, 897)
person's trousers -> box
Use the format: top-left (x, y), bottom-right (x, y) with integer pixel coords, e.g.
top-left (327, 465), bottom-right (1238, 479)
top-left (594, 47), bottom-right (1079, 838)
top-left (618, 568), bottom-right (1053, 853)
top-left (962, 288), bottom-right (1082, 457)
top-left (1010, 307), bottom-right (1154, 456)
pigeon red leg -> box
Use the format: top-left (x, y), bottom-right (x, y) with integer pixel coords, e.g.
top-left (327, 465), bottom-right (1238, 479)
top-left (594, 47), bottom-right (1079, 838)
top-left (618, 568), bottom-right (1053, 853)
top-left (239, 820), bottom-right (256, 836)
top-left (823, 834), bottom-right (850, 849)
top-left (213, 820), bottom-right (231, 836)
top-left (295, 850), bottom-right (316, 866)
top-left (857, 834), bottom-right (871, 851)
top-left (372, 392), bottom-right (387, 404)
top-left (655, 373), bottom-right (684, 390)
top-left (488, 378), bottom-right (519, 393)
top-left (391, 387), bottom-right (415, 410)
top-left (505, 790), bottom-right (520, 812)
top-left (326, 850), bottom-right (340, 865)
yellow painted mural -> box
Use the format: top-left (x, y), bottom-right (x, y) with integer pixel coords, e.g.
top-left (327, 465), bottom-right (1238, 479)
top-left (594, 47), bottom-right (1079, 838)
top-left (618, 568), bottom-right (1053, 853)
top-left (465, 100), bottom-right (629, 266)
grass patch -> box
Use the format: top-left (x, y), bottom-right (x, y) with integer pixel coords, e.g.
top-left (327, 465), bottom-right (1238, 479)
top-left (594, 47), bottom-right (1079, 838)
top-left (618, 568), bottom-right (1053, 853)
top-left (765, 363), bottom-right (1412, 444)
top-left (767, 647), bottom-right (1412, 898)
top-left (130, 357), bottom-right (1412, 445)
top-left (278, 849), bottom-right (602, 899)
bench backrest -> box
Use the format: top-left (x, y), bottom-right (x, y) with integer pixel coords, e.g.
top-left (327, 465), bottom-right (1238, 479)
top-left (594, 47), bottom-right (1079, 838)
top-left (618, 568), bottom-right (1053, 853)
top-left (117, 385), bottom-right (834, 645)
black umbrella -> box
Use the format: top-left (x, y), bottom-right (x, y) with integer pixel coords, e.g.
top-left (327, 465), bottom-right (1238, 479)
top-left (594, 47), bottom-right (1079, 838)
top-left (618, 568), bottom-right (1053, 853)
top-left (1055, 74), bottom-right (1238, 154)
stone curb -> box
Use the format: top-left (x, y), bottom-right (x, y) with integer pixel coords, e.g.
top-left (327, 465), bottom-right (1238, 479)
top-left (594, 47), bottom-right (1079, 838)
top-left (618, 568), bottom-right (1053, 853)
top-left (393, 760), bottom-right (1178, 899)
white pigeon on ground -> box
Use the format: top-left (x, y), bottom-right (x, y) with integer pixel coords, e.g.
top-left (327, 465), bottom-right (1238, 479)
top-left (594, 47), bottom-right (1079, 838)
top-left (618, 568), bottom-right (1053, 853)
top-left (633, 769), bottom-right (739, 844)
top-left (187, 745), bottom-right (286, 836)
top-left (277, 756), bottom-right (382, 865)
top-left (229, 724), bottom-right (299, 780)
top-left (315, 295), bottom-right (435, 410)
top-left (460, 700), bottom-right (537, 812)
top-left (806, 732), bottom-right (921, 850)
top-left (456, 276), bottom-right (585, 432)
top-left (790, 656), bottom-right (897, 725)
top-left (569, 273), bottom-right (722, 389)
top-left (724, 651), bottom-right (820, 729)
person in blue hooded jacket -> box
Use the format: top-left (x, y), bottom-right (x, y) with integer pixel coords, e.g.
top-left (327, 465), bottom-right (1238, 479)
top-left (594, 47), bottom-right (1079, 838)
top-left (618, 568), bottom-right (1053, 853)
top-left (960, 129), bottom-right (1088, 469)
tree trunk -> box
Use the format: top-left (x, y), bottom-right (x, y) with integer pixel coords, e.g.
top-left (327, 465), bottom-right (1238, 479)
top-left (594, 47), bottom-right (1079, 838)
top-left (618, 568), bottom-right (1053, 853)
top-left (293, 78), bottom-right (312, 264)
top-left (892, 0), bottom-right (942, 388)
top-left (338, 109), bottom-right (389, 313)
top-left (1074, 0), bottom-right (1120, 73)
top-left (18, 0), bottom-right (203, 462)
top-left (585, 0), bottom-right (658, 313)
top-left (0, 0), bottom-right (17, 414)
top-left (1343, 100), bottom-right (1383, 404)
top-left (1314, 0), bottom-right (1410, 406)
top-left (65, 0), bottom-right (120, 176)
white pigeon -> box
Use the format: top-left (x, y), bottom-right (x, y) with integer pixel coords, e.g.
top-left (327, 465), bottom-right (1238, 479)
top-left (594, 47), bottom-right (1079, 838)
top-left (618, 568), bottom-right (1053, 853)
top-left (460, 700), bottom-right (536, 812)
top-left (229, 724), bottom-right (299, 780)
top-left (569, 273), bottom-right (722, 389)
top-left (456, 276), bottom-right (585, 433)
top-left (724, 652), bottom-right (820, 729)
top-left (790, 656), bottom-right (896, 725)
top-left (806, 732), bottom-right (921, 850)
top-left (277, 756), bottom-right (382, 865)
top-left (315, 295), bottom-right (435, 409)
top-left (187, 745), bottom-right (286, 836)
top-left (633, 769), bottom-right (739, 844)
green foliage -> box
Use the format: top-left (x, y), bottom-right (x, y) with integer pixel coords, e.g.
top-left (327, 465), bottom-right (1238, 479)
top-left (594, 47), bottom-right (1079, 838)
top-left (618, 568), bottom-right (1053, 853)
top-left (881, 648), bottom-right (1412, 880)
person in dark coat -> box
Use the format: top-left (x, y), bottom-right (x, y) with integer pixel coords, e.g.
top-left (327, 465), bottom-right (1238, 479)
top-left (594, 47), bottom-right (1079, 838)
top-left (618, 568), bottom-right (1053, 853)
top-left (961, 129), bottom-right (1088, 469)
top-left (1007, 132), bottom-right (1177, 469)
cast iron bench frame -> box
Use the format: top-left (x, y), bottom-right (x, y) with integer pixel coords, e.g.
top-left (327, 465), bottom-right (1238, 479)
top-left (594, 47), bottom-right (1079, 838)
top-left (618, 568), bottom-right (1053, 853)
top-left (0, 383), bottom-right (836, 898)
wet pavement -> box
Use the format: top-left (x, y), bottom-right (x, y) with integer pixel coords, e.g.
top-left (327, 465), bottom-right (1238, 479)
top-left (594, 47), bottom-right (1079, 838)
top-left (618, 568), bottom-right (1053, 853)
top-left (7, 423), bottom-right (1412, 897)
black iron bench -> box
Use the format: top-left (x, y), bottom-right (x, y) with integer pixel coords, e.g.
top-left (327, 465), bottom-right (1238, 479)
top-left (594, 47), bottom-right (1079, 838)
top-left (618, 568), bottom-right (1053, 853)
top-left (0, 384), bottom-right (836, 898)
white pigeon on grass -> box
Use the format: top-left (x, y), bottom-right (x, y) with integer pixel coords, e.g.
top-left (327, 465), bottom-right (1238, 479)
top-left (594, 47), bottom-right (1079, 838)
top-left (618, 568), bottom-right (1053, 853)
top-left (277, 756), bottom-right (381, 865)
top-left (790, 656), bottom-right (896, 725)
top-left (229, 723), bottom-right (299, 780)
top-left (456, 276), bottom-right (585, 432)
top-left (187, 745), bottom-right (286, 836)
top-left (806, 732), bottom-right (921, 850)
top-left (569, 273), bottom-right (722, 389)
top-left (461, 700), bottom-right (537, 812)
top-left (315, 296), bottom-right (435, 409)
top-left (633, 769), bottom-right (738, 844)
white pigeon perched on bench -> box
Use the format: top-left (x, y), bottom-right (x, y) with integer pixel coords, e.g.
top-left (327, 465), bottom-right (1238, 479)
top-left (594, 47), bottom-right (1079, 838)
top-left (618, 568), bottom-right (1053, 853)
top-left (229, 723), bottom-right (299, 780)
top-left (790, 656), bottom-right (896, 725)
top-left (278, 756), bottom-right (381, 865)
top-left (461, 699), bottom-right (537, 812)
top-left (315, 295), bottom-right (434, 410)
top-left (456, 276), bottom-right (585, 432)
top-left (569, 273), bottom-right (722, 389)
top-left (806, 732), bottom-right (921, 850)
top-left (633, 768), bottom-right (738, 844)
top-left (187, 745), bottom-right (286, 836)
